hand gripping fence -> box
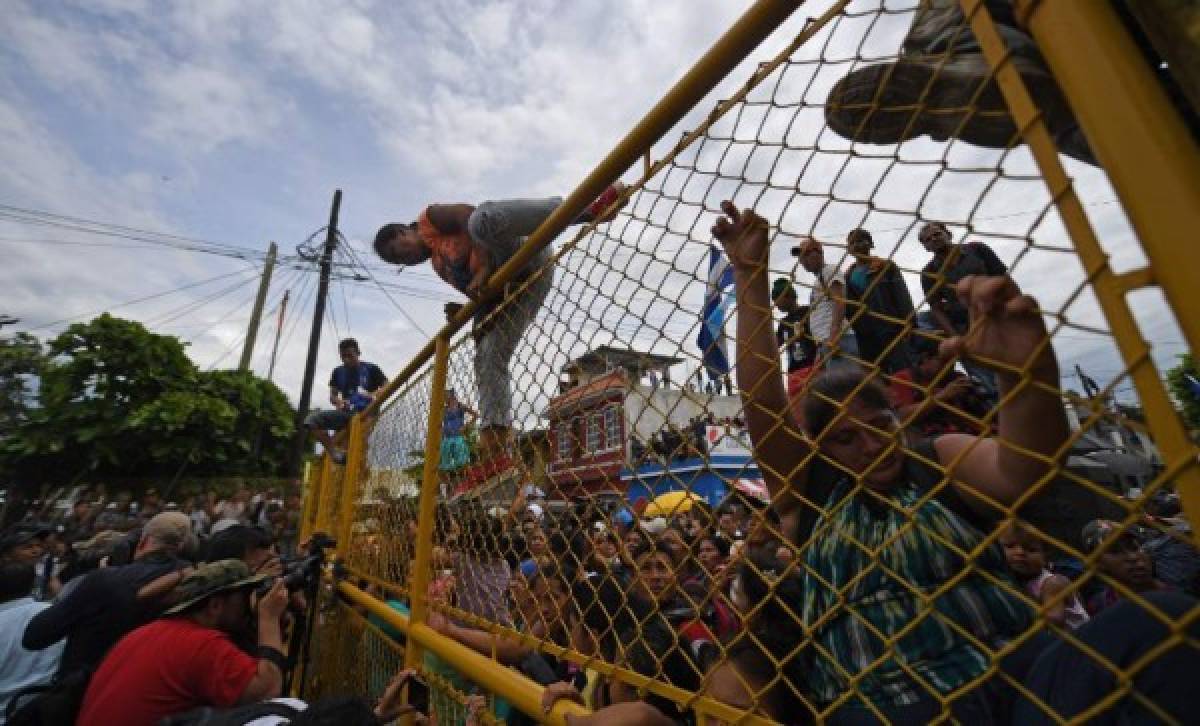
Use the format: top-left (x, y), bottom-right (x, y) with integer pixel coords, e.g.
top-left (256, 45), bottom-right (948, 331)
top-left (298, 1), bottom-right (1200, 724)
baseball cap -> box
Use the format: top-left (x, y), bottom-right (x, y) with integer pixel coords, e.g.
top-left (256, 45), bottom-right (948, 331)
top-left (0, 524), bottom-right (51, 555)
top-left (789, 237), bottom-right (822, 257)
top-left (164, 559), bottom-right (268, 615)
top-left (771, 278), bottom-right (794, 301)
top-left (1081, 519), bottom-right (1140, 554)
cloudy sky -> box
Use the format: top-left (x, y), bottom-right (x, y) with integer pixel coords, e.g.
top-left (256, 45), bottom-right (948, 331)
top-left (0, 0), bottom-right (1185, 424)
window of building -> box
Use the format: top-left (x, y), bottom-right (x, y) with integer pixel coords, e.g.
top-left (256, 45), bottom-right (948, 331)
top-left (557, 422), bottom-right (572, 461)
top-left (587, 413), bottom-right (602, 452)
top-left (604, 406), bottom-right (621, 447)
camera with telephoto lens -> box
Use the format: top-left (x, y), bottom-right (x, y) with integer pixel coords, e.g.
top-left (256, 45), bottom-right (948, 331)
top-left (257, 533), bottom-right (336, 597)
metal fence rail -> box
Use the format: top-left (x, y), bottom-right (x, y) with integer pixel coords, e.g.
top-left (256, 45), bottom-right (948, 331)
top-left (299, 1), bottom-right (1200, 724)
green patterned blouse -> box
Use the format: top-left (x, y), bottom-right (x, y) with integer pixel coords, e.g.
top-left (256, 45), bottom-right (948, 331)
top-left (800, 453), bottom-right (1032, 708)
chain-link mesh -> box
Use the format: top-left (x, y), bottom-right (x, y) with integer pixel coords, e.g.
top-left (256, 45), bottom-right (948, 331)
top-left (304, 589), bottom-right (503, 725)
top-left (302, 1), bottom-right (1200, 724)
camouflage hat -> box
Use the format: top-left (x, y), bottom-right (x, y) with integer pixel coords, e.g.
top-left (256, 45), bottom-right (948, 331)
top-left (71, 529), bottom-right (127, 558)
top-left (1081, 518), bottom-right (1138, 553)
top-left (164, 558), bottom-right (268, 615)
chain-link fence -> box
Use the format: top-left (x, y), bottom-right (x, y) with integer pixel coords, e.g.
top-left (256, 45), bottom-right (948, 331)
top-left (301, 1), bottom-right (1200, 723)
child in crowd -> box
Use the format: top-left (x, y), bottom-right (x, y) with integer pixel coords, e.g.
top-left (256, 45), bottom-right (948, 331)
top-left (999, 520), bottom-right (1089, 629)
top-left (438, 388), bottom-right (476, 475)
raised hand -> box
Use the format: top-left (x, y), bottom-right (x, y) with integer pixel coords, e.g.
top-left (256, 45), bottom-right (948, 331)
top-left (711, 201), bottom-right (771, 272)
top-left (941, 275), bottom-right (1054, 377)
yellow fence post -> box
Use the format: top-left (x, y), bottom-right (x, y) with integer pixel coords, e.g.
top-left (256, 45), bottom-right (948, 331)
top-left (299, 460), bottom-right (319, 543)
top-left (1011, 0), bottom-right (1200, 350)
top-left (962, 0), bottom-right (1200, 542)
top-left (405, 335), bottom-right (450, 670)
top-left (314, 456), bottom-right (338, 535)
top-left (335, 414), bottom-right (369, 561)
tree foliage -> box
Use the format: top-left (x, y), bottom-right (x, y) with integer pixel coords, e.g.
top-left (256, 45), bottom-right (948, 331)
top-left (0, 331), bottom-right (44, 432)
top-left (1166, 352), bottom-right (1200, 432)
top-left (0, 314), bottom-right (295, 482)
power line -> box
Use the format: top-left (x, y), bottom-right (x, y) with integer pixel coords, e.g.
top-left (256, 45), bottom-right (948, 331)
top-left (275, 260), bottom-right (320, 371)
top-left (145, 266), bottom-right (266, 328)
top-left (335, 233), bottom-right (433, 337)
top-left (26, 265), bottom-right (257, 332)
top-left (0, 204), bottom-right (271, 261)
top-left (202, 265), bottom-right (309, 373)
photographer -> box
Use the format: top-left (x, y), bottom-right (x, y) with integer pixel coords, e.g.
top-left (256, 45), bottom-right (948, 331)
top-left (22, 513), bottom-right (195, 677)
top-left (77, 559), bottom-right (289, 726)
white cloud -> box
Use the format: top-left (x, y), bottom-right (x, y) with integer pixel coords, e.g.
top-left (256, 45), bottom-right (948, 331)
top-left (0, 0), bottom-right (1184, 420)
top-left (141, 63), bottom-right (285, 151)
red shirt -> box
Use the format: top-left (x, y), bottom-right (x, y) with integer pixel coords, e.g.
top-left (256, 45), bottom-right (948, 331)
top-left (888, 368), bottom-right (922, 408)
top-left (77, 618), bottom-right (258, 726)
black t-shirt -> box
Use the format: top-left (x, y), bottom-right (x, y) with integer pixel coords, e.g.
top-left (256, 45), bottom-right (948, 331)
top-left (23, 551), bottom-right (190, 676)
top-left (776, 307), bottom-right (818, 372)
top-left (920, 243), bottom-right (1007, 330)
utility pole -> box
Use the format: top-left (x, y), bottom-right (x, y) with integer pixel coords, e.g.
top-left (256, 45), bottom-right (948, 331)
top-left (238, 242), bottom-right (278, 372)
top-left (290, 190), bottom-right (342, 474)
top-left (266, 289), bottom-right (289, 383)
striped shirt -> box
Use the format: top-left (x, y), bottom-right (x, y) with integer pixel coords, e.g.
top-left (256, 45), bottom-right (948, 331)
top-left (801, 455), bottom-right (1031, 707)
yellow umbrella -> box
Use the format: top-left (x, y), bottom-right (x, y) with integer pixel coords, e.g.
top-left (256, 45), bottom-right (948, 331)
top-left (643, 490), bottom-right (704, 518)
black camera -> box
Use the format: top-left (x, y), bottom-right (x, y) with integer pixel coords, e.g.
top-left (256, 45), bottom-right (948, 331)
top-left (257, 533), bottom-right (336, 596)
top-left (960, 375), bottom-right (998, 418)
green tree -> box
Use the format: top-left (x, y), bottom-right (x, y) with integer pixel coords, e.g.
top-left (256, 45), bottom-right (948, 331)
top-left (0, 314), bottom-right (295, 481)
top-left (0, 332), bottom-right (44, 432)
top-left (1166, 352), bottom-right (1200, 432)
top-left (130, 370), bottom-right (295, 475)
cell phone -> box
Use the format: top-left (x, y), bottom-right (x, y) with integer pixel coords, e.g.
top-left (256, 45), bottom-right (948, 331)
top-left (405, 676), bottom-right (429, 715)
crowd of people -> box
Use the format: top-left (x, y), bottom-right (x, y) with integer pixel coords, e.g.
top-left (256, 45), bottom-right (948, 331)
top-left (344, 194), bottom-right (1199, 725)
top-left (0, 1), bottom-right (1193, 722)
top-left (0, 485), bottom-right (355, 725)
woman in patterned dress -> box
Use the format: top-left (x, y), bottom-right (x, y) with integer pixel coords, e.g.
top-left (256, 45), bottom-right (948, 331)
top-left (712, 202), bottom-right (1070, 724)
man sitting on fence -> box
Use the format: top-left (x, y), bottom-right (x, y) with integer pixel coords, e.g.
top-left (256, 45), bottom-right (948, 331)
top-left (372, 184), bottom-right (625, 467)
top-left (304, 338), bottom-right (387, 465)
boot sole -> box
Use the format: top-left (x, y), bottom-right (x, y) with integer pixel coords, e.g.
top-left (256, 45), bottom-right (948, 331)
top-left (825, 55), bottom-right (1072, 150)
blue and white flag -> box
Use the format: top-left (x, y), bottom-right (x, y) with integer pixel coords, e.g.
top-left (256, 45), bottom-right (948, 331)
top-left (697, 244), bottom-right (735, 382)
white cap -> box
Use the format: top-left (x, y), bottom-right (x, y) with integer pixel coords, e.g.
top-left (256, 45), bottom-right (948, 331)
top-left (641, 517), bottom-right (668, 534)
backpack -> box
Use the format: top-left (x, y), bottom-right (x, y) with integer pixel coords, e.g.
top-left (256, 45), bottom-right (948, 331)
top-left (159, 700), bottom-right (304, 726)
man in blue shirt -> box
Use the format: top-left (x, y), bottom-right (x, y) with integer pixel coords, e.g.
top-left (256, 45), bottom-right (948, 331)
top-left (303, 338), bottom-right (387, 464)
top-left (0, 562), bottom-right (64, 720)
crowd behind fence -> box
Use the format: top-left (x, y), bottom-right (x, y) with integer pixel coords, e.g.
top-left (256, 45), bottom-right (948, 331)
top-left (299, 1), bottom-right (1200, 725)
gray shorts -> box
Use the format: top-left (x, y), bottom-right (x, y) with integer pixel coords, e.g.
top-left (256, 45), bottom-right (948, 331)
top-left (305, 408), bottom-right (354, 431)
